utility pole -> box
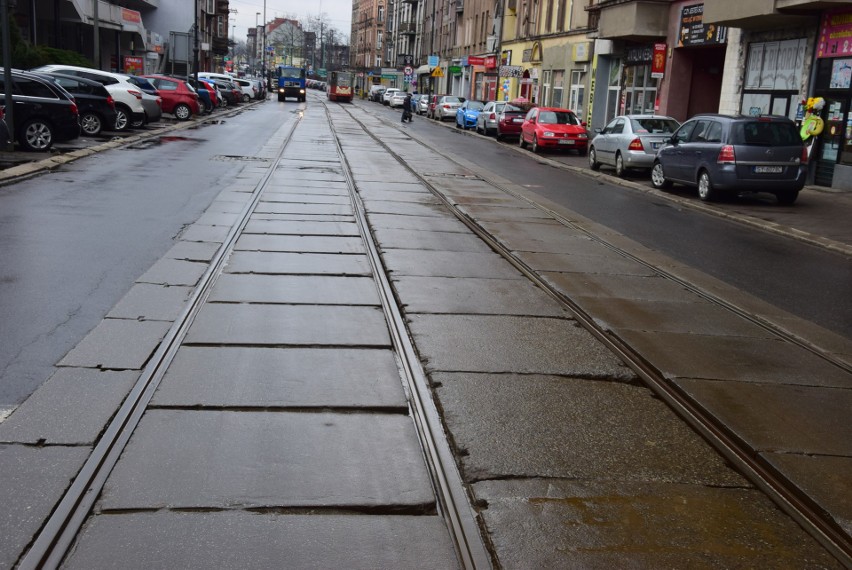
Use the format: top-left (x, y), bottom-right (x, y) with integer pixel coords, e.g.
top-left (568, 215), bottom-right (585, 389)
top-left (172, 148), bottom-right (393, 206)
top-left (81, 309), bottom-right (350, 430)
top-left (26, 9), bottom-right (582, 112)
top-left (93, 0), bottom-right (99, 68)
top-left (193, 0), bottom-right (199, 82)
top-left (1, 0), bottom-right (14, 150)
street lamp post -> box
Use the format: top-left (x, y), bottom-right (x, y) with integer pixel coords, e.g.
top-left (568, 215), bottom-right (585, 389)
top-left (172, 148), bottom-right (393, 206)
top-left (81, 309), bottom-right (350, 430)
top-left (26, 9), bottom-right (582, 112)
top-left (255, 12), bottom-right (260, 74)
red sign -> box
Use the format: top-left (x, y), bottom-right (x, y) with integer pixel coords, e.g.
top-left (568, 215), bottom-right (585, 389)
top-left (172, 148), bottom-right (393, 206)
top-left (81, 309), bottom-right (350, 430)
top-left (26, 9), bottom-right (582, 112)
top-left (122, 8), bottom-right (142, 24)
top-left (468, 56), bottom-right (485, 66)
top-left (817, 7), bottom-right (852, 58)
top-left (123, 56), bottom-right (144, 75)
top-left (651, 43), bottom-right (666, 78)
top-left (485, 55), bottom-right (497, 68)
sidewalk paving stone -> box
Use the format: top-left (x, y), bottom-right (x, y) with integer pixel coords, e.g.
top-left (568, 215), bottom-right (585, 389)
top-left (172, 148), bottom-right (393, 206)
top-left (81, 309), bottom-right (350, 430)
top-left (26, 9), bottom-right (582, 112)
top-left (208, 274), bottom-right (381, 305)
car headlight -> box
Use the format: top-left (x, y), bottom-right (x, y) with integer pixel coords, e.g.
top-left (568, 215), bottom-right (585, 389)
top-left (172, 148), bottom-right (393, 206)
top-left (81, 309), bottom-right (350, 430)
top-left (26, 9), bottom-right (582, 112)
top-left (577, 133), bottom-right (588, 139)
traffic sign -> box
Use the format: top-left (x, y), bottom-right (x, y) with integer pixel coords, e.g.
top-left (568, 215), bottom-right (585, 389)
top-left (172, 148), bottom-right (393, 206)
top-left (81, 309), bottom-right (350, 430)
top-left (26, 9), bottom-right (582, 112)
top-left (404, 66), bottom-right (413, 76)
top-left (431, 67), bottom-right (444, 78)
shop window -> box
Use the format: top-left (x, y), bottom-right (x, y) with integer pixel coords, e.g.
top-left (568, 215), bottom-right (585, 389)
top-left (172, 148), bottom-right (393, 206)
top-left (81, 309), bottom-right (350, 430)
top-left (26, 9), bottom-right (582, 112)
top-left (622, 65), bottom-right (656, 115)
top-left (541, 70), bottom-right (551, 106)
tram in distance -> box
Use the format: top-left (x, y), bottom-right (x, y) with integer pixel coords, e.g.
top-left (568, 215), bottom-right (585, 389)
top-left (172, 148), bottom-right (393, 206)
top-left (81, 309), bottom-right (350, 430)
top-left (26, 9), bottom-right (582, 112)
top-left (276, 64), bottom-right (306, 102)
top-left (327, 71), bottom-right (353, 103)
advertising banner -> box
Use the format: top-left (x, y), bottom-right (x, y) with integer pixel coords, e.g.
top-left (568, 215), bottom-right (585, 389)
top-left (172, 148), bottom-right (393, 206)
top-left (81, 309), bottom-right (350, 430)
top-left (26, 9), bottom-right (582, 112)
top-left (651, 43), bottom-right (666, 78)
top-left (817, 7), bottom-right (852, 58)
top-left (678, 4), bottom-right (727, 47)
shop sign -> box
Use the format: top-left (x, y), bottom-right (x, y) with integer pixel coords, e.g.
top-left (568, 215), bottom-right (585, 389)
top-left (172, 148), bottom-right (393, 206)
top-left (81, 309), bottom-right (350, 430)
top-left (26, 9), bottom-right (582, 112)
top-left (625, 45), bottom-right (653, 65)
top-left (745, 39), bottom-right (806, 90)
top-left (123, 56), bottom-right (144, 75)
top-left (572, 42), bottom-right (591, 63)
top-left (651, 43), bottom-right (666, 78)
top-left (817, 7), bottom-right (852, 58)
top-left (122, 8), bottom-right (142, 24)
top-left (467, 56), bottom-right (485, 66)
top-left (499, 65), bottom-right (523, 78)
top-left (449, 66), bottom-right (462, 75)
top-left (678, 4), bottom-right (727, 47)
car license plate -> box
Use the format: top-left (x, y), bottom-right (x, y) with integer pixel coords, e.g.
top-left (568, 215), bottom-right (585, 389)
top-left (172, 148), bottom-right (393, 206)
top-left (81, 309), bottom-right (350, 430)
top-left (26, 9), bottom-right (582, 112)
top-left (754, 166), bottom-right (783, 173)
top-left (513, 118), bottom-right (523, 123)
top-left (558, 139), bottom-right (575, 145)
top-left (652, 141), bottom-right (662, 149)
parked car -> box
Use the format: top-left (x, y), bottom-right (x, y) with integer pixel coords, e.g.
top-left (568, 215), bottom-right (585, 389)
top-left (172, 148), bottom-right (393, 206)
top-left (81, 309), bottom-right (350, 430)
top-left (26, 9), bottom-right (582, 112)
top-left (233, 78), bottom-right (257, 102)
top-left (433, 95), bottom-right (464, 121)
top-left (209, 78), bottom-right (241, 107)
top-left (122, 75), bottom-right (163, 127)
top-left (0, 68), bottom-right (80, 151)
top-left (33, 71), bottom-right (117, 136)
top-left (519, 107), bottom-right (588, 155)
top-left (494, 101), bottom-right (533, 140)
top-left (416, 94), bottom-right (430, 115)
top-left (0, 106), bottom-right (9, 146)
top-left (30, 64), bottom-right (146, 131)
top-left (369, 84), bottom-right (386, 101)
top-left (589, 115), bottom-right (681, 177)
top-left (475, 101), bottom-right (502, 135)
top-left (250, 78), bottom-right (266, 99)
top-left (182, 77), bottom-right (213, 113)
top-left (382, 88), bottom-right (400, 105)
top-left (651, 113), bottom-right (806, 204)
top-left (141, 75), bottom-right (200, 120)
top-left (196, 78), bottom-right (219, 109)
top-left (455, 100), bottom-right (485, 129)
top-left (389, 91), bottom-right (408, 108)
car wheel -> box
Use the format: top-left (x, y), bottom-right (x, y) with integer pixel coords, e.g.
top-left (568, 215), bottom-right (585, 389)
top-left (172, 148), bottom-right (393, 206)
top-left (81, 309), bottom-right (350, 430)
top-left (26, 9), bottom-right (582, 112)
top-left (588, 146), bottom-right (601, 171)
top-left (495, 131), bottom-right (502, 141)
top-left (651, 161), bottom-right (673, 189)
top-left (130, 114), bottom-right (146, 129)
top-left (531, 135), bottom-right (539, 153)
top-left (242, 94), bottom-right (251, 103)
top-left (697, 170), bottom-right (717, 201)
top-left (519, 133), bottom-right (526, 149)
top-left (114, 106), bottom-right (130, 131)
top-left (615, 152), bottom-right (626, 177)
top-left (174, 104), bottom-right (192, 121)
top-left (80, 111), bottom-right (103, 136)
top-left (776, 189), bottom-right (799, 205)
top-left (19, 118), bottom-right (54, 151)
top-left (456, 118), bottom-right (461, 128)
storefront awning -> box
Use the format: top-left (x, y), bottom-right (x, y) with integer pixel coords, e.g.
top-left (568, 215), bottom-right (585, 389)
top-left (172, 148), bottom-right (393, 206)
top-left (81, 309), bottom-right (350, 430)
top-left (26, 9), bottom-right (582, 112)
top-left (415, 64), bottom-right (432, 75)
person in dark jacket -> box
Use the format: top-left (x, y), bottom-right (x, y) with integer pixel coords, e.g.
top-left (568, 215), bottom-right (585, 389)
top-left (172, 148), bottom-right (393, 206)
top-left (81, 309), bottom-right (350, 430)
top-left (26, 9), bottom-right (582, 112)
top-left (402, 93), bottom-right (413, 123)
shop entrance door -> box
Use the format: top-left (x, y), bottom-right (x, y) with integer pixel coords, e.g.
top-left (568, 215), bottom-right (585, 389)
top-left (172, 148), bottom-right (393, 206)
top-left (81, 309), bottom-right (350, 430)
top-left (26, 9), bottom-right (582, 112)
top-left (815, 97), bottom-right (849, 186)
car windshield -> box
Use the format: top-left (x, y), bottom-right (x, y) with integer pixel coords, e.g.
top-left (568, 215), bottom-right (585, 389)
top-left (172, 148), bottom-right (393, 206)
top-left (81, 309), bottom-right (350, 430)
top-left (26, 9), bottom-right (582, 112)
top-left (466, 101), bottom-right (485, 110)
top-left (442, 96), bottom-right (461, 104)
top-left (631, 118), bottom-right (679, 134)
top-left (730, 121), bottom-right (800, 146)
top-left (538, 110), bottom-right (580, 125)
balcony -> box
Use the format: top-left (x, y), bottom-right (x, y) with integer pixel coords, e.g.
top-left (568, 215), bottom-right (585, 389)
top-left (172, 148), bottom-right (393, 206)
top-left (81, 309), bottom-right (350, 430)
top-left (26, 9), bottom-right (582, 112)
top-left (456, 0), bottom-right (464, 12)
top-left (593, 0), bottom-right (668, 41)
top-left (399, 22), bottom-right (416, 35)
top-left (703, 0), bottom-right (821, 28)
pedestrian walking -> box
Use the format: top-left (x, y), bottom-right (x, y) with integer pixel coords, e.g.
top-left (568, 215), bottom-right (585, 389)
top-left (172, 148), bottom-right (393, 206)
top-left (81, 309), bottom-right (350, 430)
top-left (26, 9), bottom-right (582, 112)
top-left (402, 93), bottom-right (413, 123)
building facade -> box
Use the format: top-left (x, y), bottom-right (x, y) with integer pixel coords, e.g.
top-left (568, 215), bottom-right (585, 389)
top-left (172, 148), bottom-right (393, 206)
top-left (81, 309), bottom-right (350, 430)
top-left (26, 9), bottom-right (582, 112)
top-left (9, 1), bottom-right (232, 76)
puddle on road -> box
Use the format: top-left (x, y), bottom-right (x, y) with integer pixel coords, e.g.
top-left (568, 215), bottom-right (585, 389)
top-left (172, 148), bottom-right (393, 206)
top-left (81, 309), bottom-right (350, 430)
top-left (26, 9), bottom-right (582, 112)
top-left (124, 135), bottom-right (202, 150)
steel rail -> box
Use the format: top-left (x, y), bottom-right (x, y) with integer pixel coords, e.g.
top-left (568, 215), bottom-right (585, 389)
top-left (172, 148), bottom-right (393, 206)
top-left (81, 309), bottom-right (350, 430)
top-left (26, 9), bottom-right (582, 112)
top-left (17, 114), bottom-right (303, 570)
top-left (330, 98), bottom-right (852, 567)
top-left (320, 100), bottom-right (494, 570)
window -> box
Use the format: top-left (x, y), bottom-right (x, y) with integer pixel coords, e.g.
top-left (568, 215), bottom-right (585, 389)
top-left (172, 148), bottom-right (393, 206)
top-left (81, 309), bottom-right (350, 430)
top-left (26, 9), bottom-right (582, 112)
top-left (378, 5), bottom-right (384, 22)
top-left (569, 69), bottom-right (585, 119)
top-left (674, 121), bottom-right (696, 144)
top-left (16, 77), bottom-right (56, 98)
top-left (541, 70), bottom-right (551, 106)
top-left (377, 31), bottom-right (383, 49)
top-left (552, 70), bottom-right (564, 108)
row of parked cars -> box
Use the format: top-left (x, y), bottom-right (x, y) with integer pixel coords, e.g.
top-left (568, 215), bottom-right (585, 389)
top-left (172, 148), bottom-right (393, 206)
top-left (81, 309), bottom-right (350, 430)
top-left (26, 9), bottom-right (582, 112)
top-left (377, 90), bottom-right (806, 205)
top-left (0, 66), bottom-right (265, 152)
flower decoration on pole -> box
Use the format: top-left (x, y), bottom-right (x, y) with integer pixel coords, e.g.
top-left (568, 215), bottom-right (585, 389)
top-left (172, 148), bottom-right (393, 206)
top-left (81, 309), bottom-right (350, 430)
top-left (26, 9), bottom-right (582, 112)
top-left (800, 97), bottom-right (826, 141)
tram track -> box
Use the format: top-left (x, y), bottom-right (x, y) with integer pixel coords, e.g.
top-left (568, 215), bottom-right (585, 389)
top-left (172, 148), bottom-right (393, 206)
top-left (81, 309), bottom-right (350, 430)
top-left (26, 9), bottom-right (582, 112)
top-left (18, 101), bottom-right (490, 568)
top-left (328, 97), bottom-right (852, 567)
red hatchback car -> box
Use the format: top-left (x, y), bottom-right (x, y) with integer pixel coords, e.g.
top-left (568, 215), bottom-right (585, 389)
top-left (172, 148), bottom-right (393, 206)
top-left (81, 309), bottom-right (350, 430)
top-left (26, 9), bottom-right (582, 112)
top-left (519, 107), bottom-right (588, 155)
top-left (140, 75), bottom-right (200, 120)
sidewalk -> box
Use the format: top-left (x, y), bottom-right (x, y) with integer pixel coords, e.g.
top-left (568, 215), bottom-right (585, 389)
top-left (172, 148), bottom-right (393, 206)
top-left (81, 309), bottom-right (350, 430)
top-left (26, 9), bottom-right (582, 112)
top-left (0, 100), bottom-right (849, 568)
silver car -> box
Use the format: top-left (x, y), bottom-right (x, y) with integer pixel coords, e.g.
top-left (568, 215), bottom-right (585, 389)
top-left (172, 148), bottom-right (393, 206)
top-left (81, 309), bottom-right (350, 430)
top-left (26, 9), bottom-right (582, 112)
top-left (416, 94), bottom-right (430, 115)
top-left (475, 101), bottom-right (508, 136)
top-left (588, 115), bottom-right (680, 177)
top-left (434, 95), bottom-right (463, 121)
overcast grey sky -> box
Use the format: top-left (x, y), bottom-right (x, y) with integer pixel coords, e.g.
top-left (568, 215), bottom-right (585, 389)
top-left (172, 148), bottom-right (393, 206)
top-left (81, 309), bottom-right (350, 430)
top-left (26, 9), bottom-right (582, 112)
top-left (228, 0), bottom-right (353, 42)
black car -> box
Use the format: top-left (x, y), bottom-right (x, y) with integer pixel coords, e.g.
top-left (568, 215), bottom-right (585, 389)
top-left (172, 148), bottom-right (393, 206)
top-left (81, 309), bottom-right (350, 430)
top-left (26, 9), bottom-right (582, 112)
top-left (32, 72), bottom-right (117, 136)
top-left (209, 79), bottom-right (240, 107)
top-left (0, 68), bottom-right (80, 151)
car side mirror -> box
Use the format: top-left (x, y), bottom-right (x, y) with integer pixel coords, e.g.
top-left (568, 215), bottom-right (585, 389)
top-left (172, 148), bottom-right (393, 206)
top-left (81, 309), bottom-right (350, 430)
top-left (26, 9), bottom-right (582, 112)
top-left (582, 121), bottom-right (588, 127)
top-left (594, 128), bottom-right (602, 134)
